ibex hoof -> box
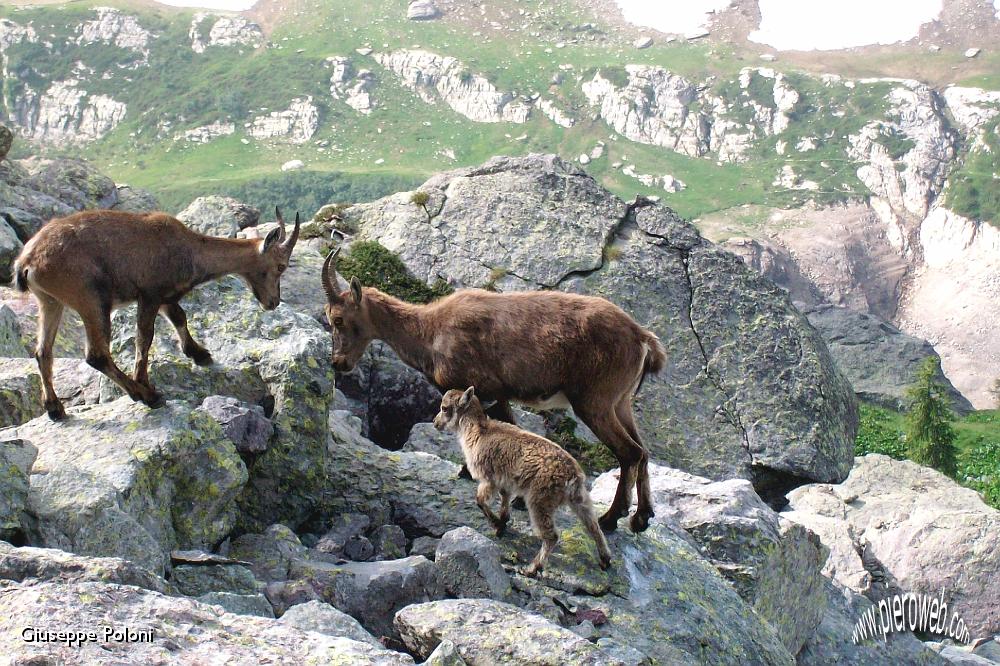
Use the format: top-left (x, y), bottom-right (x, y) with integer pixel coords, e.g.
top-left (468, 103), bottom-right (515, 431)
top-left (191, 350), bottom-right (214, 367)
top-left (598, 513), bottom-right (620, 533)
top-left (45, 401), bottom-right (67, 421)
top-left (629, 511), bottom-right (652, 533)
top-left (521, 564), bottom-right (541, 578)
top-left (143, 391), bottom-right (165, 409)
top-left (598, 554), bottom-right (612, 571)
top-left (493, 521), bottom-right (508, 538)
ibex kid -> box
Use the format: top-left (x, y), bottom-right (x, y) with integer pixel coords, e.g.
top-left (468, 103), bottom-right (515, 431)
top-left (434, 386), bottom-right (612, 576)
top-left (13, 207), bottom-right (300, 420)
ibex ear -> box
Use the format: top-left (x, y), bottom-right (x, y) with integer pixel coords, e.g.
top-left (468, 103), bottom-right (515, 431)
top-left (350, 277), bottom-right (363, 305)
top-left (459, 386), bottom-right (475, 408)
top-left (260, 227), bottom-right (281, 254)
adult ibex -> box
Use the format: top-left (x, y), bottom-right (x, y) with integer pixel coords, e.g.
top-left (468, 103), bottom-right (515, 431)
top-left (322, 249), bottom-right (665, 533)
top-left (13, 207), bottom-right (300, 420)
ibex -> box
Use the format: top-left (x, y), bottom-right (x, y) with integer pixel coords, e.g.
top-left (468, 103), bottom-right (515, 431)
top-left (13, 207), bottom-right (300, 420)
top-left (434, 386), bottom-right (612, 575)
top-left (322, 249), bottom-right (666, 533)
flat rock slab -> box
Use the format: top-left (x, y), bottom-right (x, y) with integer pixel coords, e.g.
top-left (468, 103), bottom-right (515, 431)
top-left (4, 398), bottom-right (247, 575)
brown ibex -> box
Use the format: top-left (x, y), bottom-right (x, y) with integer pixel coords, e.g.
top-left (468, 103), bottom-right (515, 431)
top-left (434, 386), bottom-right (613, 575)
top-left (321, 249), bottom-right (666, 533)
top-left (13, 207), bottom-right (300, 420)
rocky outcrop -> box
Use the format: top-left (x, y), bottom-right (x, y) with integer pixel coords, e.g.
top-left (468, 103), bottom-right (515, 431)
top-left (278, 600), bottom-right (382, 646)
top-left (247, 97), bottom-right (318, 143)
top-left (896, 206), bottom-right (1000, 408)
top-left (849, 81), bottom-right (957, 223)
top-left (12, 80), bottom-right (127, 144)
top-left (0, 580), bottom-right (415, 664)
top-left (537, 98), bottom-right (575, 128)
top-left (177, 121), bottom-right (235, 144)
top-left (4, 399), bottom-right (248, 575)
top-left (802, 303), bottom-right (973, 413)
top-left (0, 541), bottom-right (165, 591)
top-left (375, 50), bottom-right (532, 124)
top-left (77, 7), bottom-right (153, 60)
top-left (177, 195), bottom-right (260, 237)
top-left (942, 86), bottom-right (1000, 138)
top-left (593, 463), bottom-right (827, 655)
top-left (0, 18), bottom-right (37, 51)
top-left (783, 455), bottom-right (1000, 639)
top-left (340, 154), bottom-right (858, 492)
top-left (189, 14), bottom-right (264, 53)
top-left (407, 0), bottom-right (442, 21)
top-left (327, 56), bottom-right (376, 114)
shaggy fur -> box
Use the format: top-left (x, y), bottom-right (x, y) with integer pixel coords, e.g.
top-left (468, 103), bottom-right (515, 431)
top-left (435, 387), bottom-right (612, 575)
top-left (13, 208), bottom-right (299, 420)
top-left (322, 250), bottom-right (666, 533)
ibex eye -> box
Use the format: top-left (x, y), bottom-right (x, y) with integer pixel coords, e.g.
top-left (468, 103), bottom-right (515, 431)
top-left (334, 317), bottom-right (344, 327)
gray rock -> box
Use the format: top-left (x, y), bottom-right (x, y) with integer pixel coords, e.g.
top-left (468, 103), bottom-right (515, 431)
top-left (288, 554), bottom-right (446, 640)
top-left (802, 303), bottom-right (973, 414)
top-left (172, 563), bottom-right (261, 597)
top-left (107, 276), bottom-right (335, 533)
top-left (0, 439), bottom-right (35, 543)
top-left (423, 639), bottom-right (468, 665)
top-left (797, 579), bottom-right (946, 665)
top-left (0, 358), bottom-right (43, 428)
top-left (592, 463), bottom-right (827, 655)
top-left (410, 536), bottom-right (440, 559)
top-left (197, 591), bottom-right (274, 617)
top-left (342, 155), bottom-right (858, 493)
top-left (5, 399), bottom-right (248, 575)
top-left (394, 599), bottom-right (625, 665)
top-left (784, 455), bottom-right (1000, 638)
top-left (0, 580), bottom-right (415, 664)
top-left (111, 184), bottom-right (160, 213)
top-left (265, 578), bottom-right (321, 616)
top-left (435, 526), bottom-right (511, 601)
top-left (337, 340), bottom-right (442, 449)
top-left (230, 523), bottom-right (307, 582)
top-left (374, 524), bottom-right (407, 560)
top-left (0, 218), bottom-right (23, 281)
top-left (20, 158), bottom-right (118, 211)
top-left (973, 640), bottom-right (1000, 662)
top-left (933, 645), bottom-right (997, 665)
top-left (407, 0), bottom-right (441, 21)
top-left (197, 395), bottom-right (273, 454)
top-left (0, 122), bottom-right (12, 161)
top-left (595, 639), bottom-right (651, 666)
top-left (0, 206), bottom-right (43, 241)
top-left (279, 599), bottom-right (382, 646)
top-left (315, 512), bottom-right (371, 556)
top-left (0, 541), bottom-right (165, 591)
top-left (0, 307), bottom-right (28, 357)
top-left (404, 422), bottom-right (463, 463)
top-left (177, 195), bottom-right (260, 237)
top-left (343, 535), bottom-right (375, 561)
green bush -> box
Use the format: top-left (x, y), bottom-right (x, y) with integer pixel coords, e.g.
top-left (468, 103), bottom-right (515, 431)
top-left (958, 438), bottom-right (1000, 509)
top-left (905, 357), bottom-right (959, 477)
top-left (336, 241), bottom-right (452, 304)
top-left (855, 404), bottom-right (908, 459)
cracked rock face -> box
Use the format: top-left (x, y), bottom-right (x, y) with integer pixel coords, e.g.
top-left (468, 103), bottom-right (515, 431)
top-left (12, 80), bottom-right (127, 144)
top-left (342, 154), bottom-right (858, 490)
top-left (247, 97), bottom-right (319, 144)
top-left (375, 50), bottom-right (532, 124)
top-left (77, 7), bottom-right (153, 59)
top-left (190, 14), bottom-right (264, 54)
top-left (328, 56), bottom-right (376, 114)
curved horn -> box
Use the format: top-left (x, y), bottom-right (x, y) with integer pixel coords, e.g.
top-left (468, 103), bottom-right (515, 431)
top-left (283, 211), bottom-right (301, 252)
top-left (322, 247), bottom-right (343, 303)
top-left (275, 206), bottom-right (287, 241)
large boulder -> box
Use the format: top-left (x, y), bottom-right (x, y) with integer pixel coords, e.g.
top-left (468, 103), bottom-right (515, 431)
top-left (106, 275), bottom-right (335, 532)
top-left (279, 599), bottom-right (383, 646)
top-left (395, 599), bottom-right (622, 665)
top-left (111, 184), bottom-right (160, 213)
top-left (339, 154), bottom-right (858, 496)
top-left (178, 195), bottom-right (260, 237)
top-left (802, 303), bottom-right (973, 414)
top-left (783, 455), bottom-right (1000, 639)
top-left (0, 218), bottom-right (22, 281)
top-left (0, 358), bottom-right (43, 428)
top-left (18, 157), bottom-right (118, 211)
top-left (3, 399), bottom-right (248, 575)
top-left (593, 463), bottom-right (827, 655)
top-left (0, 580), bottom-right (415, 664)
top-left (0, 438), bottom-right (35, 543)
top-left (435, 526), bottom-right (512, 601)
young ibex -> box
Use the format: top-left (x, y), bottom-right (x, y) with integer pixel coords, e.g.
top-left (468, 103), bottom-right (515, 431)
top-left (434, 386), bottom-right (612, 575)
top-left (13, 207), bottom-right (300, 420)
top-left (322, 249), bottom-right (666, 533)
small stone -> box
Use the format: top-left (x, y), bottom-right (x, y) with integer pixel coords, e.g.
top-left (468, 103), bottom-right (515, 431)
top-left (579, 153), bottom-right (590, 165)
top-left (373, 525), bottom-right (407, 560)
top-left (198, 396), bottom-right (273, 454)
top-left (281, 159), bottom-right (304, 172)
top-left (407, 0), bottom-right (441, 21)
top-left (634, 36), bottom-right (653, 49)
top-left (343, 535), bottom-right (375, 561)
top-left (315, 513), bottom-right (371, 557)
top-left (435, 527), bottom-right (511, 601)
top-left (965, 47), bottom-right (981, 58)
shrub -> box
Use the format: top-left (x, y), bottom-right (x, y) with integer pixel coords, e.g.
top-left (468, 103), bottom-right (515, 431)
top-left (958, 438), bottom-right (1000, 510)
top-left (905, 357), bottom-right (959, 477)
top-left (854, 404), bottom-right (907, 459)
top-left (336, 241), bottom-right (452, 304)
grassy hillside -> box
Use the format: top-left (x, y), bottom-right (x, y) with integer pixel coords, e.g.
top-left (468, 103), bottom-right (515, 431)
top-left (0, 0), bottom-right (997, 222)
